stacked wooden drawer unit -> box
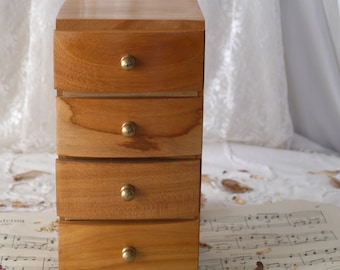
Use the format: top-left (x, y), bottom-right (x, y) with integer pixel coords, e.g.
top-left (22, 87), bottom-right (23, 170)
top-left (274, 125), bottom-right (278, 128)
top-left (54, 0), bottom-right (204, 269)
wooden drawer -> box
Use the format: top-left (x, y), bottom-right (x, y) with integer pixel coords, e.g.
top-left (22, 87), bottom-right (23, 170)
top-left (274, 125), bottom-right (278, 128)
top-left (58, 219), bottom-right (199, 270)
top-left (56, 159), bottom-right (201, 220)
top-left (56, 97), bottom-right (202, 158)
top-left (54, 31), bottom-right (204, 93)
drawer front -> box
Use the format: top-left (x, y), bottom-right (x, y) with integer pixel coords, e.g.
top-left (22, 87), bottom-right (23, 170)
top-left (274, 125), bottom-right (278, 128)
top-left (56, 97), bottom-right (202, 158)
top-left (56, 159), bottom-right (200, 220)
top-left (54, 31), bottom-right (204, 93)
top-left (58, 219), bottom-right (199, 270)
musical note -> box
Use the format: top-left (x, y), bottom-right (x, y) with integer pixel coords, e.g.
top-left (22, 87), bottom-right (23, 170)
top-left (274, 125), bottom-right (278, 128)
top-left (200, 201), bottom-right (340, 269)
top-left (0, 256), bottom-right (57, 270)
top-left (201, 230), bottom-right (338, 256)
top-left (0, 213), bottom-right (58, 270)
top-left (200, 210), bottom-right (329, 234)
top-left (288, 211), bottom-right (327, 226)
top-left (201, 246), bottom-right (340, 270)
top-left (0, 234), bottom-right (57, 251)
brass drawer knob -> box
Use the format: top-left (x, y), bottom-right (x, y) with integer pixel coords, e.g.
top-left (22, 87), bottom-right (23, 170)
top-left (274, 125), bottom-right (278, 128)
top-left (120, 184), bottom-right (135, 201)
top-left (121, 121), bottom-right (137, 137)
top-left (122, 246), bottom-right (136, 263)
top-left (120, 54), bottom-right (136, 71)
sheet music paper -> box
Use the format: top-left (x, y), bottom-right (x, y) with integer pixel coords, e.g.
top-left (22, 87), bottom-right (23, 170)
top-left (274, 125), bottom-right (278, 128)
top-left (1, 201), bottom-right (340, 269)
top-left (0, 213), bottom-right (58, 270)
top-left (200, 201), bottom-right (340, 270)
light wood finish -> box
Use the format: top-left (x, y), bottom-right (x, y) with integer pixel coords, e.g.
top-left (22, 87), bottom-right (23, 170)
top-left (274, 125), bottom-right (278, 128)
top-left (56, 0), bottom-right (204, 31)
top-left (59, 219), bottom-right (199, 270)
top-left (60, 90), bottom-right (199, 98)
top-left (54, 31), bottom-right (204, 93)
top-left (56, 159), bottom-right (201, 220)
top-left (55, 0), bottom-right (204, 269)
top-left (56, 97), bottom-right (203, 158)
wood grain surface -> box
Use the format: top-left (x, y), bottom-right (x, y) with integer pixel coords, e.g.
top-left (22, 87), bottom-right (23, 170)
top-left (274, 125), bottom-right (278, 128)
top-left (54, 31), bottom-right (204, 93)
top-left (56, 97), bottom-right (203, 158)
top-left (59, 219), bottom-right (199, 270)
top-left (56, 158), bottom-right (201, 220)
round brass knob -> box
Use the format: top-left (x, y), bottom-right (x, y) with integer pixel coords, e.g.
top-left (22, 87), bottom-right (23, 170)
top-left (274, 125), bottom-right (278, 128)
top-left (121, 121), bottom-right (137, 137)
top-left (122, 246), bottom-right (136, 263)
top-left (120, 54), bottom-right (136, 71)
top-left (120, 184), bottom-right (135, 201)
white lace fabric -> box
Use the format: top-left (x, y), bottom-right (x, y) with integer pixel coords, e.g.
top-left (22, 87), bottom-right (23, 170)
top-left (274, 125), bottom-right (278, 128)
top-left (198, 0), bottom-right (293, 148)
top-left (0, 0), bottom-right (64, 153)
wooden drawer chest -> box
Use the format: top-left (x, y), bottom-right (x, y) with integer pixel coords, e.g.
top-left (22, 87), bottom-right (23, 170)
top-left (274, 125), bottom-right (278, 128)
top-left (54, 1), bottom-right (204, 269)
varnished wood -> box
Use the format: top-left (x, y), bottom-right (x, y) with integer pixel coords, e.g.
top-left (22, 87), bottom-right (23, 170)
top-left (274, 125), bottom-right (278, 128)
top-left (59, 90), bottom-right (199, 98)
top-left (55, 0), bottom-right (204, 268)
top-left (54, 31), bottom-right (204, 93)
top-left (56, 0), bottom-right (204, 31)
top-left (56, 159), bottom-right (201, 220)
top-left (56, 97), bottom-right (203, 158)
top-left (58, 219), bottom-right (199, 270)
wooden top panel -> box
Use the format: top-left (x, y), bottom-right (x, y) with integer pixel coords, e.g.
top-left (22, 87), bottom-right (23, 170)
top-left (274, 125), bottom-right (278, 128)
top-left (56, 0), bottom-right (204, 31)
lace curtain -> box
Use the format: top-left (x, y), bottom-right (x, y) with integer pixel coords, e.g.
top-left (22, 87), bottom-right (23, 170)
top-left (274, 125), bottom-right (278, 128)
top-left (0, 0), bottom-right (64, 153)
top-left (198, 0), bottom-right (293, 148)
top-left (0, 0), bottom-right (339, 153)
